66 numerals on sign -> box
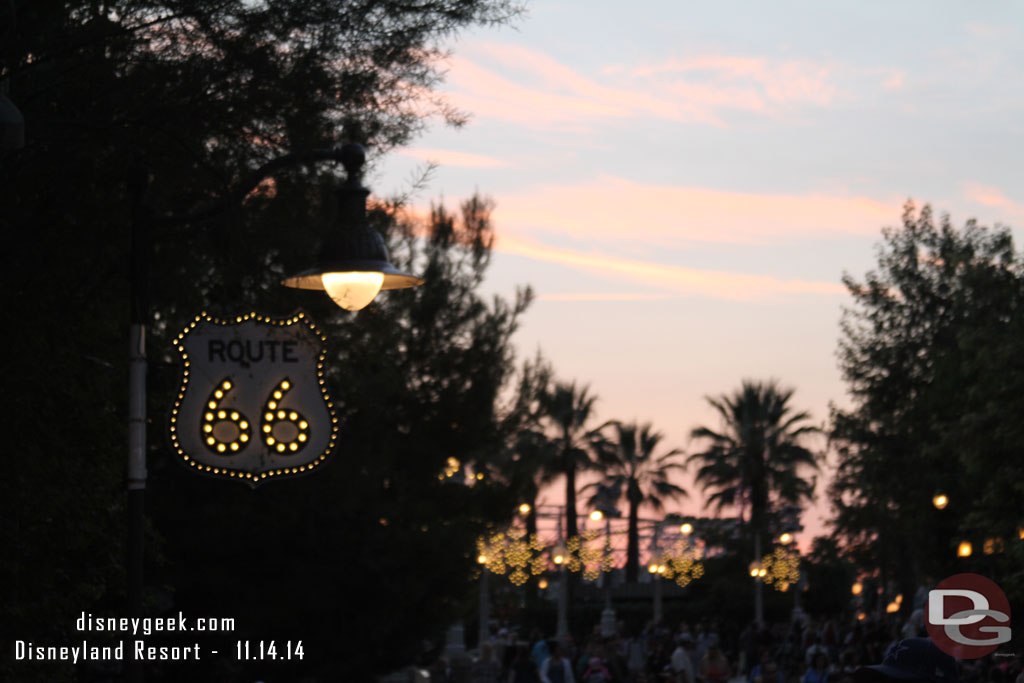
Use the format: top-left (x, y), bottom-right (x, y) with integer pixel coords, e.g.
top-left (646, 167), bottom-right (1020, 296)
top-left (236, 640), bottom-right (304, 660)
top-left (201, 377), bottom-right (311, 456)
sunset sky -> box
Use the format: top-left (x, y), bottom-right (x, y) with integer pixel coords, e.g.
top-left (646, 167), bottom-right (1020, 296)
top-left (372, 1), bottom-right (1024, 542)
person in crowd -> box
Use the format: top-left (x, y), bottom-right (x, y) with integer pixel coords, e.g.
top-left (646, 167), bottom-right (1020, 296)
top-left (540, 641), bottom-right (575, 683)
top-left (750, 653), bottom-right (784, 683)
top-left (473, 642), bottom-right (504, 683)
top-left (807, 634), bottom-right (828, 668)
top-left (509, 644), bottom-right (541, 683)
top-left (532, 630), bottom-right (551, 671)
top-left (671, 635), bottom-right (696, 683)
top-left (581, 653), bottom-right (613, 683)
top-left (626, 627), bottom-right (648, 682)
top-left (804, 652), bottom-right (830, 683)
top-left (575, 638), bottom-right (600, 681)
top-left (901, 610), bottom-right (926, 640)
top-left (853, 637), bottom-right (957, 683)
top-left (648, 636), bottom-right (672, 682)
top-left (699, 640), bottom-right (731, 683)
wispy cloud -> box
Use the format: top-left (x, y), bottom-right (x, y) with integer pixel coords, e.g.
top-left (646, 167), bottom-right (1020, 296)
top-left (398, 147), bottom-right (510, 168)
top-left (440, 43), bottom-right (851, 130)
top-left (630, 55), bottom-right (838, 108)
top-left (497, 234), bottom-right (845, 300)
top-left (493, 176), bottom-right (897, 246)
top-left (444, 53), bottom-right (714, 129)
top-left (963, 182), bottom-right (1024, 218)
top-left (537, 292), bottom-right (676, 302)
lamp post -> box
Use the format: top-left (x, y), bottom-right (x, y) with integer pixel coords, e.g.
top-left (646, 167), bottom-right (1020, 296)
top-left (553, 540), bottom-right (569, 647)
top-left (648, 523), bottom-right (664, 625)
top-left (589, 483), bottom-right (621, 638)
top-left (126, 143), bottom-right (422, 683)
top-left (477, 553), bottom-right (491, 650)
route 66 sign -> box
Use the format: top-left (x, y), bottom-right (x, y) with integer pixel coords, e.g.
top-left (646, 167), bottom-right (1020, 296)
top-left (169, 311), bottom-right (338, 485)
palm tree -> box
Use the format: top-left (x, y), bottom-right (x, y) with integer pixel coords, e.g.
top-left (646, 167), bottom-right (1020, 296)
top-left (542, 381), bottom-right (600, 540)
top-left (588, 421), bottom-right (687, 583)
top-left (688, 379), bottom-right (818, 623)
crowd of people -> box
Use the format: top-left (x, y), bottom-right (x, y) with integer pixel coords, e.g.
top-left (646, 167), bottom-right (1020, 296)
top-left (440, 613), bottom-right (1023, 683)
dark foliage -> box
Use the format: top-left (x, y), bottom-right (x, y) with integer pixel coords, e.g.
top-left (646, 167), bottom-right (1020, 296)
top-left (0, 1), bottom-right (528, 680)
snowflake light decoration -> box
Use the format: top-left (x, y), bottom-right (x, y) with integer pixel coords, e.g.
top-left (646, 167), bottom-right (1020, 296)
top-left (476, 525), bottom-right (547, 586)
top-left (657, 538), bottom-right (705, 587)
top-left (761, 545), bottom-right (800, 592)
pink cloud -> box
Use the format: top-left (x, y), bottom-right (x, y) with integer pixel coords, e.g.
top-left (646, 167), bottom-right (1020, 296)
top-left (497, 234), bottom-right (845, 300)
top-left (440, 42), bottom-right (848, 130)
top-left (398, 146), bottom-right (510, 168)
top-left (537, 292), bottom-right (675, 302)
top-left (882, 71), bottom-right (905, 90)
top-left (963, 182), bottom-right (1024, 216)
top-left (493, 176), bottom-right (898, 246)
top-left (444, 53), bottom-right (717, 128)
top-left (630, 55), bottom-right (838, 107)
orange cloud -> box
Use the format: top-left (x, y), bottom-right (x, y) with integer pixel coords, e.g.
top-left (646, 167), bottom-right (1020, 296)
top-left (493, 176), bottom-right (897, 246)
top-left (497, 234), bottom-right (845, 300)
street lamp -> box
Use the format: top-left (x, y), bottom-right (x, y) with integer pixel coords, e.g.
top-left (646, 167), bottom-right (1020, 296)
top-left (932, 494), bottom-right (949, 510)
top-left (281, 143), bottom-right (423, 310)
top-left (125, 143), bottom-right (423, 682)
top-left (552, 541), bottom-right (569, 646)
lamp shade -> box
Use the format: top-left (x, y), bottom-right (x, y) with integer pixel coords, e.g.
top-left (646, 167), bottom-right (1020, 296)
top-left (281, 143), bottom-right (423, 309)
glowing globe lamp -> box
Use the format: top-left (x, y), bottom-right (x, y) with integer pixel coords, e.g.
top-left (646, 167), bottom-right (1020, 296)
top-left (282, 143), bottom-right (423, 310)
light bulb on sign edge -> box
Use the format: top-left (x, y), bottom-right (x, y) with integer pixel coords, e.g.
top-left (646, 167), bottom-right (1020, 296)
top-left (321, 272), bottom-right (384, 311)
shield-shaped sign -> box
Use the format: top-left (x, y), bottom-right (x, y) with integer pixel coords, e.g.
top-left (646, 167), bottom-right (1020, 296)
top-left (169, 311), bottom-right (338, 485)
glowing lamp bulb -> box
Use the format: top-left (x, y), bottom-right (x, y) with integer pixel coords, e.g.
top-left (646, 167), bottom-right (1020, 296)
top-left (590, 510), bottom-right (603, 522)
top-left (519, 503), bottom-right (532, 515)
top-left (957, 541), bottom-right (972, 557)
top-left (321, 272), bottom-right (384, 311)
top-left (779, 533), bottom-right (792, 545)
top-left (648, 563), bottom-right (659, 574)
top-left (554, 554), bottom-right (564, 565)
top-left (851, 581), bottom-right (863, 595)
top-left (477, 554), bottom-right (487, 564)
top-left (933, 494), bottom-right (948, 510)
top-left (680, 523), bottom-right (693, 535)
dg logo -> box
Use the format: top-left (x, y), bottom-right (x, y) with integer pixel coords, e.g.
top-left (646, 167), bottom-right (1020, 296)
top-left (926, 573), bottom-right (1011, 658)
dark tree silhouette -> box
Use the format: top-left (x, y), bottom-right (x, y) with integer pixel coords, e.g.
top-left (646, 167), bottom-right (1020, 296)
top-left (587, 421), bottom-right (686, 583)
